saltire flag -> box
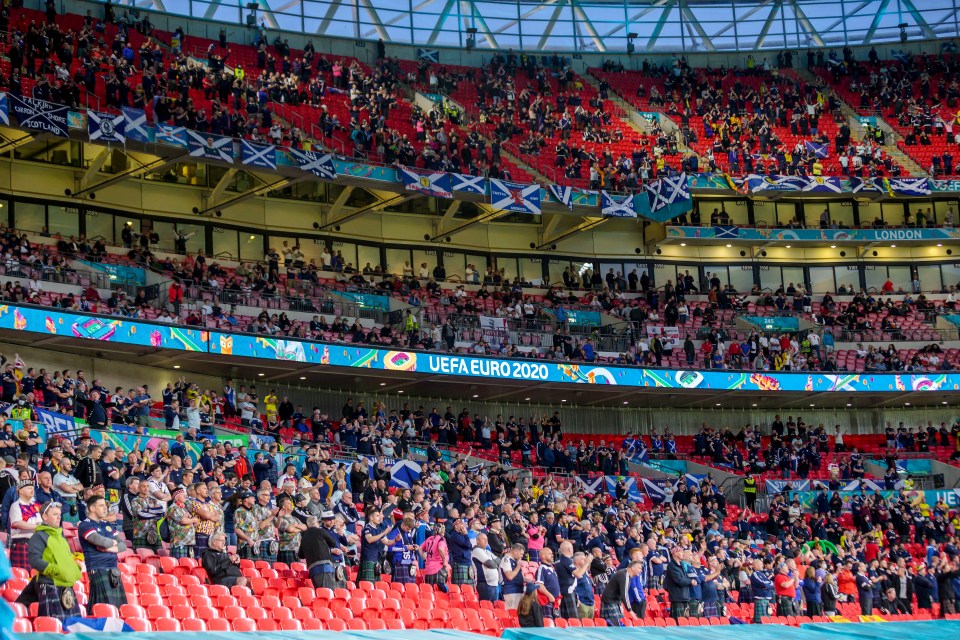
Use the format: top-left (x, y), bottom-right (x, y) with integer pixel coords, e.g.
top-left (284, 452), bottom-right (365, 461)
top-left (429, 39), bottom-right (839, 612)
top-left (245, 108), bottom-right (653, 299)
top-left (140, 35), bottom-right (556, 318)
top-left (489, 179), bottom-right (540, 214)
top-left (713, 225), bottom-right (739, 239)
top-left (416, 48), bottom-right (440, 63)
top-left (641, 478), bottom-right (677, 504)
top-left (849, 177), bottom-right (883, 193)
top-left (64, 617), bottom-right (135, 633)
top-left (683, 473), bottom-right (707, 490)
top-left (549, 184), bottom-right (573, 209)
top-left (156, 123), bottom-right (187, 147)
top-left (10, 95), bottom-right (69, 137)
top-left (644, 172), bottom-right (692, 222)
top-left (802, 176), bottom-right (843, 193)
top-left (859, 479), bottom-right (884, 492)
top-left (743, 174), bottom-right (807, 192)
top-left (765, 479), bottom-right (811, 494)
top-left (0, 93), bottom-right (8, 126)
top-left (804, 141), bottom-right (829, 158)
top-left (388, 460), bottom-right (422, 489)
top-left (289, 148), bottom-right (338, 180)
top-left (450, 172), bottom-right (486, 195)
top-left (398, 166), bottom-right (452, 198)
top-left (632, 443), bottom-right (649, 464)
top-left (87, 110), bottom-right (125, 143)
top-left (891, 49), bottom-right (911, 64)
top-left (886, 177), bottom-right (930, 196)
top-left (122, 107), bottom-right (154, 144)
top-left (575, 475), bottom-right (605, 496)
top-left (187, 129), bottom-right (234, 163)
top-left (601, 190), bottom-right (636, 218)
top-left (604, 476), bottom-right (644, 503)
top-left (240, 139), bottom-right (276, 170)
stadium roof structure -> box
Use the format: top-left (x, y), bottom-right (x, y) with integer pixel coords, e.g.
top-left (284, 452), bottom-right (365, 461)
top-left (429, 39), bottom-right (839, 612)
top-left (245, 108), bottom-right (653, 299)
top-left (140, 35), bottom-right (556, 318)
top-left (138, 0), bottom-right (956, 54)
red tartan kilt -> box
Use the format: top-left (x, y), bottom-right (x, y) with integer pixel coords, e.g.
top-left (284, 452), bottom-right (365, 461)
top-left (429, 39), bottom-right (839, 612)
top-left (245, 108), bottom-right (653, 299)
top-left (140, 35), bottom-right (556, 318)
top-left (8, 540), bottom-right (31, 569)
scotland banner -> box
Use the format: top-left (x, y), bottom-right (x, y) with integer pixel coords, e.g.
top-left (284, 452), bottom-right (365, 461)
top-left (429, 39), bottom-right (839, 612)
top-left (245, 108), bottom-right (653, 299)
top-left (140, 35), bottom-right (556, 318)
top-left (122, 107), bottom-right (154, 144)
top-left (743, 174), bottom-right (808, 192)
top-left (804, 141), bottom-right (829, 159)
top-left (643, 172), bottom-right (692, 222)
top-left (289, 148), bottom-right (337, 180)
top-left (802, 176), bottom-right (843, 193)
top-left (641, 478), bottom-right (678, 503)
top-left (416, 48), bottom-right (440, 63)
top-left (87, 110), bottom-right (126, 144)
top-left (240, 139), bottom-right (276, 170)
top-left (549, 184), bottom-right (573, 209)
top-left (575, 475), bottom-right (605, 496)
top-left (886, 177), bottom-right (931, 196)
top-left (156, 123), bottom-right (187, 148)
top-left (601, 190), bottom-right (636, 218)
top-left (10, 95), bottom-right (69, 137)
top-left (187, 130), bottom-right (234, 163)
top-left (713, 225), bottom-right (739, 239)
top-left (388, 460), bottom-right (422, 489)
top-left (605, 476), bottom-right (644, 503)
top-left (450, 172), bottom-right (486, 195)
top-left (0, 93), bottom-right (8, 126)
top-left (398, 166), bottom-right (452, 198)
top-left (489, 178), bottom-right (541, 215)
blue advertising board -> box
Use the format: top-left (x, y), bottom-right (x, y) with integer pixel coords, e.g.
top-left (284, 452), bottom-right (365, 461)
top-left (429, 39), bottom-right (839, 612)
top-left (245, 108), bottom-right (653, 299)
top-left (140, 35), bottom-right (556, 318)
top-left (667, 226), bottom-right (960, 243)
top-left (4, 304), bottom-right (960, 394)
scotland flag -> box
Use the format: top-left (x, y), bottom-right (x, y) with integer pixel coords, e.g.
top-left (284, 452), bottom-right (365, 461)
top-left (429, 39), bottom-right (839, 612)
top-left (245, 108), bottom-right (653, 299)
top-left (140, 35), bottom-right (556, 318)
top-left (187, 130), bottom-right (234, 163)
top-left (575, 475), bottom-right (605, 496)
top-left (601, 191), bottom-right (636, 218)
top-left (289, 148), bottom-right (338, 180)
top-left (450, 172), bottom-right (486, 195)
top-left (489, 178), bottom-right (541, 215)
top-left (549, 184), bottom-right (573, 209)
top-left (398, 166), bottom-right (452, 198)
top-left (240, 139), bottom-right (276, 170)
top-left (604, 476), bottom-right (644, 502)
top-left (0, 93), bottom-right (8, 126)
top-left (804, 141), bottom-right (829, 159)
top-left (122, 107), bottom-right (154, 144)
top-left (713, 225), bottom-right (739, 239)
top-left (156, 123), bottom-right (187, 148)
top-left (87, 110), bottom-right (125, 144)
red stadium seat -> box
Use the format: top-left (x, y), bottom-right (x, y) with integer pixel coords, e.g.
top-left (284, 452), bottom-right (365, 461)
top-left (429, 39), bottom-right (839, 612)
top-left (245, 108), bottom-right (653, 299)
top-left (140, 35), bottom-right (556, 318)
top-left (182, 619), bottom-right (207, 632)
top-left (124, 618), bottom-right (152, 632)
top-left (231, 619), bottom-right (257, 632)
top-left (154, 618), bottom-right (181, 632)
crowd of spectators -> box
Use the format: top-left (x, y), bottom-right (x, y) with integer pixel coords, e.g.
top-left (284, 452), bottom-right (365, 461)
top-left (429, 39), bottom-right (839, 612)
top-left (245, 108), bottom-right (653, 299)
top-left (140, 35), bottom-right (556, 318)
top-left (2, 350), bottom-right (960, 627)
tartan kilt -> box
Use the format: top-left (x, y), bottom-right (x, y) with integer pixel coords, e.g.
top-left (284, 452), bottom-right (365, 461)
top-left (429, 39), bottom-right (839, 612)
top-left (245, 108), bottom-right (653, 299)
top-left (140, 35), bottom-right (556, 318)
top-left (37, 583), bottom-right (81, 621)
top-left (238, 544), bottom-right (258, 560)
top-left (359, 561), bottom-right (378, 583)
top-left (87, 569), bottom-right (128, 608)
top-left (259, 541), bottom-right (277, 563)
top-left (392, 563), bottom-right (416, 584)
top-left (8, 540), bottom-right (30, 570)
top-left (703, 601), bottom-right (719, 618)
top-left (169, 546), bottom-right (194, 559)
top-left (559, 593), bottom-right (578, 620)
top-left (132, 536), bottom-right (160, 553)
top-left (539, 603), bottom-right (555, 619)
top-left (754, 597), bottom-right (770, 623)
top-left (600, 601), bottom-right (623, 622)
top-left (451, 562), bottom-right (474, 586)
top-left (424, 570), bottom-right (446, 585)
top-left (278, 550), bottom-right (298, 565)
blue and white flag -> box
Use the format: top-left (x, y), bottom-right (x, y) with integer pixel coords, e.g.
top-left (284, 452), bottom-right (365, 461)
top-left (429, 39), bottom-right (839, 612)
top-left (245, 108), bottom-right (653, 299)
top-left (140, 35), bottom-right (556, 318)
top-left (575, 475), bottom-right (605, 496)
top-left (240, 139), bottom-right (276, 170)
top-left (417, 48), bottom-right (440, 63)
top-left (289, 148), bottom-right (337, 180)
top-left (804, 141), bottom-right (829, 159)
top-left (450, 172), bottom-right (486, 195)
top-left (641, 478), bottom-right (678, 504)
top-left (644, 172), bottom-right (692, 222)
top-left (766, 479), bottom-right (811, 494)
top-left (683, 473), bottom-right (707, 490)
top-left (802, 176), bottom-right (843, 193)
top-left (891, 49), bottom-right (911, 64)
top-left (156, 123), bottom-right (187, 148)
top-left (187, 129), bottom-right (234, 163)
top-left (549, 184), bottom-right (573, 209)
top-left (398, 166), bottom-right (452, 198)
top-left (122, 107), bottom-right (154, 144)
top-left (87, 110), bottom-right (125, 144)
top-left (64, 617), bottom-right (134, 633)
top-left (388, 460), bottom-right (422, 489)
top-left (713, 225), bottom-right (739, 239)
top-left (10, 95), bottom-right (69, 137)
top-left (601, 190), bottom-right (636, 218)
top-left (489, 178), bottom-right (541, 215)
top-left (605, 476), bottom-right (644, 503)
top-left (886, 177), bottom-right (930, 196)
top-left (0, 93), bottom-right (8, 126)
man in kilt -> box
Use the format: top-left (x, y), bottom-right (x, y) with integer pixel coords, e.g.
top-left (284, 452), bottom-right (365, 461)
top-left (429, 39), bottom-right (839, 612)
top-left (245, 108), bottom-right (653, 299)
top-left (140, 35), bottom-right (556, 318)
top-left (387, 514), bottom-right (419, 584)
top-left (750, 558), bottom-right (775, 623)
top-left (130, 481), bottom-right (163, 552)
top-left (600, 560), bottom-right (644, 626)
top-left (446, 518), bottom-right (474, 587)
top-left (555, 542), bottom-right (587, 619)
top-left (665, 546), bottom-right (694, 619)
top-left (234, 491), bottom-right (259, 560)
top-left (78, 495), bottom-right (127, 608)
top-left (276, 495), bottom-right (306, 565)
top-left (253, 489), bottom-right (279, 563)
top-left (28, 501), bottom-right (82, 620)
top-left (534, 549), bottom-right (561, 619)
top-left (166, 487), bottom-right (197, 559)
top-left (8, 481), bottom-right (41, 570)
top-left (359, 507), bottom-right (394, 583)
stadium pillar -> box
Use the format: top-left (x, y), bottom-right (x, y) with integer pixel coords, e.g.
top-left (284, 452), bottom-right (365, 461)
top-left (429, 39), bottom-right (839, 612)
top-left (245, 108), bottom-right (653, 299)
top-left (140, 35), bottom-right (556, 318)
top-left (746, 198), bottom-right (756, 226)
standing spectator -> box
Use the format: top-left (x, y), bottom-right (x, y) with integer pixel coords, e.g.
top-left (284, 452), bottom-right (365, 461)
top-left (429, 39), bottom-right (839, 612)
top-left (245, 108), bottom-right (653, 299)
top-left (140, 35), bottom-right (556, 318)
top-left (79, 495), bottom-right (128, 609)
top-left (28, 501), bottom-right (82, 620)
top-left (8, 481), bottom-right (40, 569)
